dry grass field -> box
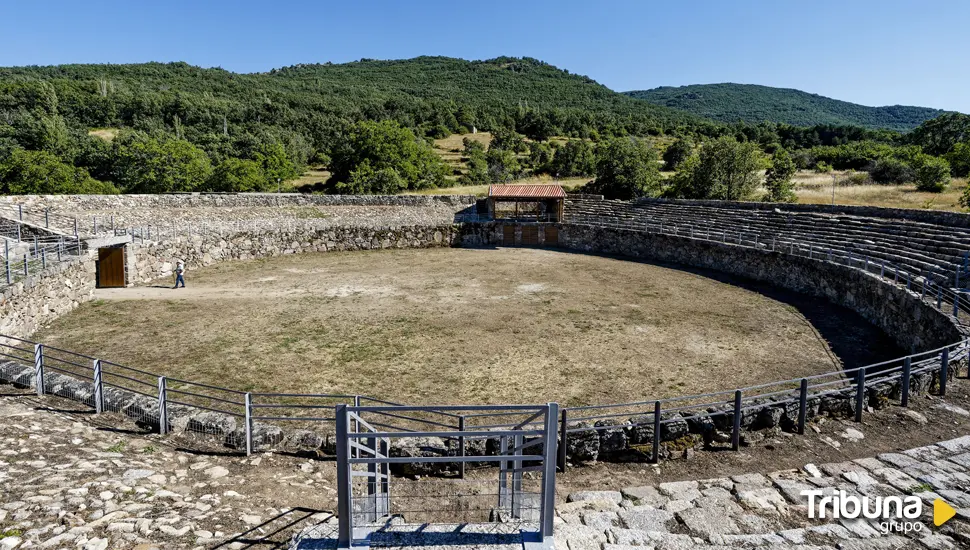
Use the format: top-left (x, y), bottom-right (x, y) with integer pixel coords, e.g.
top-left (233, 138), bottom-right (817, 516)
top-left (793, 171), bottom-right (968, 211)
top-left (35, 248), bottom-right (898, 407)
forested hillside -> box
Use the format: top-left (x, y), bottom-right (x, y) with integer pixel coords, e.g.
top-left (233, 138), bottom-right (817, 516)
top-left (625, 83), bottom-right (946, 131)
top-left (0, 57), bottom-right (723, 194)
top-left (1, 56), bottom-right (967, 200)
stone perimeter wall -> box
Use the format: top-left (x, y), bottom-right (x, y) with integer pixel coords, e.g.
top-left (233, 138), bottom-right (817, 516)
top-left (0, 255), bottom-right (95, 339)
top-left (0, 193), bottom-right (476, 214)
top-left (0, 203), bottom-right (968, 469)
top-left (126, 224), bottom-right (463, 283)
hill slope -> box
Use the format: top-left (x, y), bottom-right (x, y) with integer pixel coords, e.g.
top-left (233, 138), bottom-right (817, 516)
top-left (0, 56), bottom-right (711, 140)
top-left (625, 83), bottom-right (946, 131)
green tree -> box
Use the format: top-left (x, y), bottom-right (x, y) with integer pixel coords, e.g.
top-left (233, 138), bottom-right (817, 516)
top-left (0, 149), bottom-right (117, 194)
top-left (528, 141), bottom-right (554, 173)
top-left (668, 136), bottom-right (763, 200)
top-left (763, 149), bottom-right (797, 202)
top-left (340, 161), bottom-right (407, 194)
top-left (329, 120), bottom-right (446, 192)
top-left (662, 137), bottom-right (694, 172)
top-left (459, 138), bottom-right (489, 184)
top-left (205, 158), bottom-right (266, 192)
top-left (113, 133), bottom-right (212, 193)
top-left (914, 155), bottom-right (951, 192)
top-left (586, 137), bottom-right (661, 200)
top-left (549, 140), bottom-right (596, 177)
top-left (485, 148), bottom-right (522, 183)
top-left (490, 127), bottom-right (527, 153)
top-left (254, 142), bottom-right (298, 188)
top-left (945, 142), bottom-right (970, 178)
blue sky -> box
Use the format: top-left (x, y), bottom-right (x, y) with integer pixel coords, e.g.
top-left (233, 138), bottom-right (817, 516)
top-left (2, 0), bottom-right (968, 112)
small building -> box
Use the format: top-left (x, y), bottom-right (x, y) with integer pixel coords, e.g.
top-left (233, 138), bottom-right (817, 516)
top-left (487, 185), bottom-right (565, 223)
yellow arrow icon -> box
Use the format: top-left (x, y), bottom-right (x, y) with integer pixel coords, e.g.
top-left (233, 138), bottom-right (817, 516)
top-left (934, 499), bottom-right (956, 526)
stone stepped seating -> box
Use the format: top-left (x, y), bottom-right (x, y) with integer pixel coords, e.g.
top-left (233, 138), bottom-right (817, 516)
top-left (565, 200), bottom-right (970, 285)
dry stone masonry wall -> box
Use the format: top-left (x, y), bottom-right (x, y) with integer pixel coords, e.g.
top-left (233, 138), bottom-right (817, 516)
top-left (1, 195), bottom-right (969, 468)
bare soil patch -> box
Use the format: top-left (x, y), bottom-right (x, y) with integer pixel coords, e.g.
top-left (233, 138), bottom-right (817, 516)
top-left (35, 247), bottom-right (899, 407)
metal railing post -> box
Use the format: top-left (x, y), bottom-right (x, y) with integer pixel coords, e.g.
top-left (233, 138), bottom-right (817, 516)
top-left (34, 343), bottom-right (44, 396)
top-left (540, 402), bottom-right (559, 539)
top-left (458, 415), bottom-right (466, 479)
top-left (16, 224), bottom-right (20, 243)
top-left (5, 240), bottom-right (10, 285)
top-left (558, 408), bottom-right (568, 472)
top-left (41, 249), bottom-right (46, 270)
top-left (797, 378), bottom-right (808, 435)
top-left (245, 393), bottom-right (253, 456)
top-left (651, 400), bottom-right (661, 463)
top-left (901, 357), bottom-right (912, 407)
top-left (353, 395), bottom-right (361, 459)
top-left (157, 376), bottom-right (168, 435)
top-left (335, 404), bottom-right (352, 548)
top-left (940, 348), bottom-right (950, 397)
top-left (732, 390), bottom-right (742, 451)
top-left (23, 254), bottom-right (28, 277)
top-left (937, 286), bottom-right (943, 309)
top-left (854, 367), bottom-right (866, 422)
top-left (92, 359), bottom-right (104, 414)
top-left (74, 217), bottom-right (78, 237)
top-left (18, 204), bottom-right (22, 221)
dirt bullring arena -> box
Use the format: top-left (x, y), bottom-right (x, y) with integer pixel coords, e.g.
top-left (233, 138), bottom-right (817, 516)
top-left (3, 192), bottom-right (970, 549)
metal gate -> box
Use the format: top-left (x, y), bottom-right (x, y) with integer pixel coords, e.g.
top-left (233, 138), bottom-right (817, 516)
top-left (335, 403), bottom-right (559, 548)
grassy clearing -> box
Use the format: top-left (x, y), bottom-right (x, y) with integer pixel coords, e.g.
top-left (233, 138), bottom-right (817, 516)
top-left (88, 128), bottom-right (120, 141)
top-left (34, 248), bottom-right (889, 407)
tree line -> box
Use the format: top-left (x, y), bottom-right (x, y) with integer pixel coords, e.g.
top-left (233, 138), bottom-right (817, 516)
top-left (0, 58), bottom-right (967, 202)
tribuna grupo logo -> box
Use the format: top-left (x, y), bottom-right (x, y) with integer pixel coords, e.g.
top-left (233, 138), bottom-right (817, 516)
top-left (801, 489), bottom-right (955, 534)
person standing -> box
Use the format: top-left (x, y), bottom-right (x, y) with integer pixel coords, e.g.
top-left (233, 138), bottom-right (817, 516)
top-left (174, 261), bottom-right (186, 289)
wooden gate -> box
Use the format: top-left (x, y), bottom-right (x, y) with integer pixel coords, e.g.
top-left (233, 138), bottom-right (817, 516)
top-left (544, 226), bottom-right (559, 246)
top-left (502, 225), bottom-right (515, 246)
top-left (521, 226), bottom-right (539, 246)
top-left (98, 247), bottom-right (126, 288)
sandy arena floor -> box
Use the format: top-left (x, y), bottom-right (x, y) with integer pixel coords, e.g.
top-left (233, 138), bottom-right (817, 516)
top-left (34, 247), bottom-right (901, 406)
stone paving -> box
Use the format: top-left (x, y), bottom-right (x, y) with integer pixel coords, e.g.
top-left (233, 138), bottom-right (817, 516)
top-left (0, 395), bottom-right (335, 550)
top-left (553, 437), bottom-right (970, 550)
top-left (6, 389), bottom-right (970, 549)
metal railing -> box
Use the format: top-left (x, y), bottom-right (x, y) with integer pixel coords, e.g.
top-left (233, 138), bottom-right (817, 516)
top-left (556, 339), bottom-right (967, 470)
top-left (334, 403), bottom-right (558, 547)
top-left (0, 204), bottom-right (80, 235)
top-left (1, 237), bottom-right (85, 287)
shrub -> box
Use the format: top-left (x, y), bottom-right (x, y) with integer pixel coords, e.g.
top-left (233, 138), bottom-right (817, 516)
top-left (868, 157), bottom-right (915, 184)
top-left (914, 156), bottom-right (951, 192)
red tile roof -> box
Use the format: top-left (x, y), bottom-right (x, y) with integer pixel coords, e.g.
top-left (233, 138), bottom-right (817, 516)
top-left (488, 185), bottom-right (566, 199)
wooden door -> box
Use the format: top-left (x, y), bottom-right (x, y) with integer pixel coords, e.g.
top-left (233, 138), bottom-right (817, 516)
top-left (98, 247), bottom-right (126, 288)
top-left (521, 226), bottom-right (539, 246)
top-left (502, 225), bottom-right (515, 246)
